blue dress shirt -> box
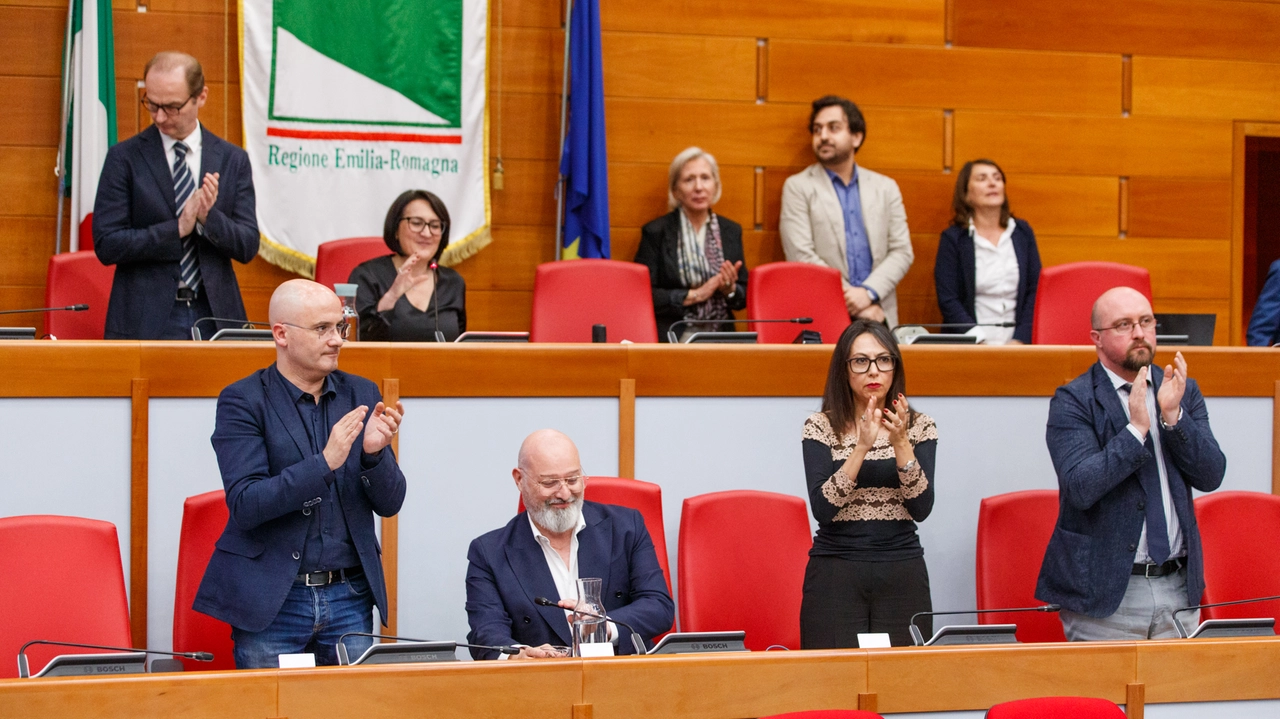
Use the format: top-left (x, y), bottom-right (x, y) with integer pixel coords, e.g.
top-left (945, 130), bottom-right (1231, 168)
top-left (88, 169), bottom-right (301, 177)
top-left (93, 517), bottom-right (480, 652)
top-left (825, 167), bottom-right (874, 293)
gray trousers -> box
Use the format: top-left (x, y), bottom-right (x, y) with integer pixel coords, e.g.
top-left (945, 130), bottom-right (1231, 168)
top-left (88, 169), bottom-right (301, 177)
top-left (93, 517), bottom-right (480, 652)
top-left (1060, 567), bottom-right (1199, 640)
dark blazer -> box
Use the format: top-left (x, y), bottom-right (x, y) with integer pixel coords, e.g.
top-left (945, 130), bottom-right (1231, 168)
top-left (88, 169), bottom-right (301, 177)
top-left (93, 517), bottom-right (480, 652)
top-left (1036, 362), bottom-right (1226, 617)
top-left (348, 256), bottom-right (467, 341)
top-left (933, 219), bottom-right (1041, 343)
top-left (634, 210), bottom-right (747, 342)
top-left (194, 366), bottom-right (407, 632)
top-left (1247, 258), bottom-right (1280, 346)
top-left (93, 124), bottom-right (260, 339)
top-left (464, 501), bottom-right (674, 659)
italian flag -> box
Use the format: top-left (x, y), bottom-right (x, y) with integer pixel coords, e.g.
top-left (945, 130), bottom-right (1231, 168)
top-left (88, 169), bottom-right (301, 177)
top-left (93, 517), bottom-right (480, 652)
top-left (59, 0), bottom-right (116, 252)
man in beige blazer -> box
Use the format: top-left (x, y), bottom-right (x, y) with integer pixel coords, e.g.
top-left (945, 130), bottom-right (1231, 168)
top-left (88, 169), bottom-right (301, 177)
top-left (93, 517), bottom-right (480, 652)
top-left (779, 96), bottom-right (913, 327)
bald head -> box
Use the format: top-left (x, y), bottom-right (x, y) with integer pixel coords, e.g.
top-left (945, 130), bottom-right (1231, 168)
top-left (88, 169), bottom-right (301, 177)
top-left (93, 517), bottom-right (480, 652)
top-left (269, 279), bottom-right (341, 325)
top-left (1091, 286), bottom-right (1152, 331)
top-left (517, 429), bottom-right (580, 475)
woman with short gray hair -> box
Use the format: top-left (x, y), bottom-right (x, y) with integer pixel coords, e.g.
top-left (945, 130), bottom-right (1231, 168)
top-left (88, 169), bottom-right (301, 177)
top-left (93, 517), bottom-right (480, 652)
top-left (634, 147), bottom-right (747, 342)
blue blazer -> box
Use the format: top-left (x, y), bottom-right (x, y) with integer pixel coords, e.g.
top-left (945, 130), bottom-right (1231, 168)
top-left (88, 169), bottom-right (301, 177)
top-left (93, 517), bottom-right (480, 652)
top-left (194, 367), bottom-right (406, 632)
top-left (93, 124), bottom-right (260, 339)
top-left (465, 501), bottom-right (674, 659)
top-left (933, 219), bottom-right (1041, 343)
top-left (1036, 362), bottom-right (1226, 617)
top-left (1247, 258), bottom-right (1280, 346)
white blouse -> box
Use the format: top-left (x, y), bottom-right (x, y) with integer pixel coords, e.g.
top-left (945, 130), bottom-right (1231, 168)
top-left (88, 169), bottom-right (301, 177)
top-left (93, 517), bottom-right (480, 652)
top-left (971, 218), bottom-right (1019, 345)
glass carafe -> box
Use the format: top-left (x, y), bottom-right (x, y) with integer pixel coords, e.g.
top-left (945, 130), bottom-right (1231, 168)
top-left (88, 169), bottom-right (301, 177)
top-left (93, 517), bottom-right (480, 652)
top-left (571, 577), bottom-right (608, 656)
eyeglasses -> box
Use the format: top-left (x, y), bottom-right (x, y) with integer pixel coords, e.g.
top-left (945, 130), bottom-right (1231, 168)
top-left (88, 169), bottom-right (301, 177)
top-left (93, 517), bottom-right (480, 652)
top-left (401, 217), bottom-right (445, 235)
top-left (280, 321), bottom-right (351, 340)
top-left (534, 475), bottom-right (585, 491)
top-left (1094, 316), bottom-right (1156, 335)
top-left (848, 355), bottom-right (896, 374)
top-left (140, 91), bottom-right (198, 116)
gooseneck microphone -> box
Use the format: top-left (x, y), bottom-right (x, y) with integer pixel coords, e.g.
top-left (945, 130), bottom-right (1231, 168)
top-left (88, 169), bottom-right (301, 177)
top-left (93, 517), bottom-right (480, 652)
top-left (428, 260), bottom-right (446, 343)
top-left (18, 639), bottom-right (213, 678)
top-left (665, 317), bottom-right (813, 344)
top-left (1172, 594), bottom-right (1280, 638)
top-left (908, 604), bottom-right (1060, 646)
top-left (0, 304), bottom-right (89, 316)
top-left (334, 631), bottom-right (519, 664)
top-left (534, 596), bottom-right (648, 655)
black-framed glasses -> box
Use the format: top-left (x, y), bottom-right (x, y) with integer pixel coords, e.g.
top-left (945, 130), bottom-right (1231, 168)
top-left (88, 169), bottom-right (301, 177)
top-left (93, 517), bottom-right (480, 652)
top-left (1094, 316), bottom-right (1156, 335)
top-left (848, 355), bottom-right (896, 374)
top-left (401, 217), bottom-right (445, 235)
top-left (280, 321), bottom-right (350, 340)
top-left (140, 91), bottom-right (199, 116)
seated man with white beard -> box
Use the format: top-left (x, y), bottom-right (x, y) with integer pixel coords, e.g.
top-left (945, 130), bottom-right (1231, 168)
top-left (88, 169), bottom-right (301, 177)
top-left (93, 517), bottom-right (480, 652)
top-left (464, 429), bottom-right (674, 659)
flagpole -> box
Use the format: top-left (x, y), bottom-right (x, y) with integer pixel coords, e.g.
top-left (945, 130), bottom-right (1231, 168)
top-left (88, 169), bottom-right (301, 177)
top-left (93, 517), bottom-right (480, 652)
top-left (53, 0), bottom-right (76, 256)
top-left (553, 0), bottom-right (573, 261)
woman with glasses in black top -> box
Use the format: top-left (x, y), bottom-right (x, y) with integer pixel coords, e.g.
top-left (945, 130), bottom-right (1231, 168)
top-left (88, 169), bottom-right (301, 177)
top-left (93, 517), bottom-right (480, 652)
top-left (799, 319), bottom-right (938, 648)
top-left (348, 189), bottom-right (467, 341)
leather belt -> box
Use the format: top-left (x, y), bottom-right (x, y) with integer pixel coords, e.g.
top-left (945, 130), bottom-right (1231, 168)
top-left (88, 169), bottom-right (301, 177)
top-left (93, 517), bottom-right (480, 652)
top-left (296, 566), bottom-right (363, 587)
top-left (176, 287), bottom-right (198, 302)
top-left (1132, 557), bottom-right (1185, 577)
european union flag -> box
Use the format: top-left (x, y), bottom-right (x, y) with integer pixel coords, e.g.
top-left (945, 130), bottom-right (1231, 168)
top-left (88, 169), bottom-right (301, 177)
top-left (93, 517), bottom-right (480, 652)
top-left (558, 0), bottom-right (610, 259)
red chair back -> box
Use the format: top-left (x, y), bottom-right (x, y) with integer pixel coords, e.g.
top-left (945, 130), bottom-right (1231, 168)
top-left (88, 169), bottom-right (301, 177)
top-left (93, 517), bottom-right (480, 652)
top-left (985, 697), bottom-right (1124, 718)
top-left (529, 260), bottom-right (658, 342)
top-left (314, 237), bottom-right (391, 290)
top-left (0, 515), bottom-right (131, 678)
top-left (173, 490), bottom-right (235, 670)
top-left (678, 490), bottom-right (811, 650)
top-left (45, 250), bottom-right (114, 339)
top-left (748, 262), bottom-right (850, 344)
top-left (1031, 262), bottom-right (1151, 344)
top-left (976, 490), bottom-right (1065, 642)
top-left (761, 712), bottom-right (884, 719)
top-left (78, 212), bottom-right (95, 252)
top-left (1195, 491), bottom-right (1280, 624)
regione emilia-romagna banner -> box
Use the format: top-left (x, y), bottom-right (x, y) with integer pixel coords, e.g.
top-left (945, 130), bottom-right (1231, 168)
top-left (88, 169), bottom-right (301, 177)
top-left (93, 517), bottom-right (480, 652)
top-left (241, 0), bottom-right (490, 275)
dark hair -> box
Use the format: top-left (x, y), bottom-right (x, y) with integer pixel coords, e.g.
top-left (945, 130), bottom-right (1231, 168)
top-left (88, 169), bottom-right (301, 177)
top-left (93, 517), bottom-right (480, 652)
top-left (820, 319), bottom-right (913, 435)
top-left (382, 189), bottom-right (451, 261)
top-left (808, 95), bottom-right (867, 150)
top-left (952, 159), bottom-right (1011, 227)
top-left (144, 51), bottom-right (205, 97)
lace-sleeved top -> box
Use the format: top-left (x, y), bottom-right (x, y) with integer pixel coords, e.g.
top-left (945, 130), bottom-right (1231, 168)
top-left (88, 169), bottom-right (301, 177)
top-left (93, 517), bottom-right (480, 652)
top-left (802, 410), bottom-right (938, 561)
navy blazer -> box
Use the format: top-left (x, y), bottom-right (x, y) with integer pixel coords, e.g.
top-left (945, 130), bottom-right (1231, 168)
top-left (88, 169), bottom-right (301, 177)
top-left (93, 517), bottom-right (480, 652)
top-left (194, 367), bottom-right (407, 632)
top-left (94, 124), bottom-right (260, 339)
top-left (1247, 258), bottom-right (1280, 346)
top-left (1036, 363), bottom-right (1226, 617)
top-left (465, 501), bottom-right (674, 659)
top-left (634, 210), bottom-right (748, 342)
top-left (933, 219), bottom-right (1041, 344)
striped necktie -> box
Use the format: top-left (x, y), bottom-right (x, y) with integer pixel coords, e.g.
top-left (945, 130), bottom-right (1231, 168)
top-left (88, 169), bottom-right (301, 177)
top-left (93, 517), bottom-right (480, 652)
top-left (173, 141), bottom-right (202, 292)
top-left (1121, 382), bottom-right (1171, 564)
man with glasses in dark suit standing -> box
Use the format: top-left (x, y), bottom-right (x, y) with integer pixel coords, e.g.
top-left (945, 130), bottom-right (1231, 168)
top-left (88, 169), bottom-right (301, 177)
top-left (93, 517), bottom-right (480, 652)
top-left (94, 51), bottom-right (259, 339)
top-left (195, 279), bottom-right (406, 667)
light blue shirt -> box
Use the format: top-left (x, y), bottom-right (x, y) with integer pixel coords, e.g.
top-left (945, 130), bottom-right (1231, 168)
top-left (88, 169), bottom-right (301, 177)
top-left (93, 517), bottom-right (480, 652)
top-left (825, 166), bottom-right (874, 291)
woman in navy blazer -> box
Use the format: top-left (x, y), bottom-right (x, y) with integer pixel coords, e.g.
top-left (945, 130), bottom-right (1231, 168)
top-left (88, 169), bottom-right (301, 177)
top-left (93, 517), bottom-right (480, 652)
top-left (933, 159), bottom-right (1041, 344)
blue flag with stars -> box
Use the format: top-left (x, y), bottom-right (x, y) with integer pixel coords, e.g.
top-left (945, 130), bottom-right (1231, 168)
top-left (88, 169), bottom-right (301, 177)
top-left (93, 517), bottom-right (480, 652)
top-left (558, 0), bottom-right (610, 259)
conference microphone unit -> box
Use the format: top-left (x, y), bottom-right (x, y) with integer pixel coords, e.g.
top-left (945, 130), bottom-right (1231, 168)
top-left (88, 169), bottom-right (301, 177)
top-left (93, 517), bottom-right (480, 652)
top-left (0, 304), bottom-right (89, 316)
top-left (429, 260), bottom-right (446, 343)
top-left (665, 317), bottom-right (813, 344)
top-left (18, 639), bottom-right (213, 678)
top-left (334, 632), bottom-right (519, 665)
top-left (893, 322), bottom-right (1018, 346)
top-left (191, 317), bottom-right (273, 341)
top-left (908, 604), bottom-right (1061, 647)
top-left (1171, 594), bottom-right (1280, 639)
top-left (534, 596), bottom-right (648, 656)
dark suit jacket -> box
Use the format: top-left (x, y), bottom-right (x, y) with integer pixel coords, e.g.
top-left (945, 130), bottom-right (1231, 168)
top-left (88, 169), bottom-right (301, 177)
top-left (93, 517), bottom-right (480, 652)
top-left (1036, 362), bottom-right (1226, 617)
top-left (194, 366), bottom-right (406, 632)
top-left (464, 501), bottom-right (674, 659)
top-left (634, 210), bottom-right (747, 342)
top-left (1247, 258), bottom-right (1280, 346)
top-left (933, 219), bottom-right (1041, 343)
top-left (93, 124), bottom-right (260, 339)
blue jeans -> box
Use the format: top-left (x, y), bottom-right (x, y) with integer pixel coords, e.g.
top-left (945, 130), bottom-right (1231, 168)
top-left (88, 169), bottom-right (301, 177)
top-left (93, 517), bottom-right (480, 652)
top-left (160, 294), bottom-right (213, 340)
top-left (231, 571), bottom-right (375, 668)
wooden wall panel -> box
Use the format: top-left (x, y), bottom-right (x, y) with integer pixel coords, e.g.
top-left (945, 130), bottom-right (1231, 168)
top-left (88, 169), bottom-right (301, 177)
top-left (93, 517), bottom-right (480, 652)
top-left (953, 112), bottom-right (1234, 178)
top-left (465, 289), bottom-right (534, 331)
top-left (1127, 178), bottom-right (1232, 239)
top-left (1038, 237), bottom-right (1231, 299)
top-left (953, 0), bottom-right (1280, 64)
top-left (0, 286), bottom-right (48, 333)
top-left (454, 226), bottom-right (555, 291)
top-left (770, 41), bottom-right (1120, 115)
top-left (501, 92), bottom-right (560, 161)
top-left (113, 9), bottom-right (239, 84)
top-left (491, 158), bottom-right (560, 228)
top-left (0, 147), bottom-right (60, 217)
top-left (1151, 297), bottom-right (1232, 347)
top-left (0, 6), bottom-right (64, 77)
top-left (1133, 56), bottom-right (1280, 121)
top-left (0, 76), bottom-right (61, 147)
top-left (607, 163), bottom-right (756, 230)
top-left (499, 27), bottom-right (563, 96)
top-left (895, 172), bottom-right (1120, 237)
top-left (0, 217), bottom-right (56, 285)
top-left (603, 33), bottom-right (757, 102)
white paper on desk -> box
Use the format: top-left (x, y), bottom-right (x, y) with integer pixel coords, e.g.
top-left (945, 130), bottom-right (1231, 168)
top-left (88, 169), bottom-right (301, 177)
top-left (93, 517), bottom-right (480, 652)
top-left (279, 653), bottom-right (317, 668)
top-left (857, 633), bottom-right (891, 648)
top-left (577, 643), bottom-right (615, 658)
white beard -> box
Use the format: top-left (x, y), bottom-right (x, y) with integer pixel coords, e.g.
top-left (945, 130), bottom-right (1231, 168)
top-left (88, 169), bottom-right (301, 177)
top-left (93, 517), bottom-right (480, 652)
top-left (528, 494), bottom-right (583, 534)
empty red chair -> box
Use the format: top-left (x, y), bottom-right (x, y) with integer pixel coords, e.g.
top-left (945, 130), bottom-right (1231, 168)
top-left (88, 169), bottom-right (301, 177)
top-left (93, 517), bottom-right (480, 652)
top-left (986, 697), bottom-right (1124, 718)
top-left (0, 515), bottom-right (132, 678)
top-left (976, 490), bottom-right (1064, 642)
top-left (1195, 491), bottom-right (1280, 624)
top-left (529, 260), bottom-right (658, 342)
top-left (761, 712), bottom-right (883, 719)
top-left (678, 490), bottom-right (811, 650)
top-left (45, 250), bottom-right (114, 339)
top-left (1031, 262), bottom-right (1151, 344)
top-left (173, 490), bottom-right (235, 671)
top-left (314, 237), bottom-right (391, 290)
top-left (748, 262), bottom-right (850, 344)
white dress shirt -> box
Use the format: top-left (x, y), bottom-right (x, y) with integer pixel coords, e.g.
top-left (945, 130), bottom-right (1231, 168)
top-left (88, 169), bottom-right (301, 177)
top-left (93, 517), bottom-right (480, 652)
top-left (159, 121), bottom-right (203, 203)
top-left (971, 218), bottom-right (1019, 345)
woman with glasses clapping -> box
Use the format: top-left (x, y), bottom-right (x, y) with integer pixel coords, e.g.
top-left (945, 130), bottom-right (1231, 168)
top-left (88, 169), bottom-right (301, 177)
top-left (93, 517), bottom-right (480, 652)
top-left (799, 319), bottom-right (938, 648)
top-left (348, 190), bottom-right (466, 341)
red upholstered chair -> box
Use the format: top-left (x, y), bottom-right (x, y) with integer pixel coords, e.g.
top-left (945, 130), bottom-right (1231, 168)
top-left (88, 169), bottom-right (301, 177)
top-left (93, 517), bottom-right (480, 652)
top-left (976, 490), bottom-right (1064, 642)
top-left (1195, 491), bottom-right (1280, 624)
top-left (678, 490), bottom-right (811, 651)
top-left (314, 237), bottom-right (391, 290)
top-left (761, 712), bottom-right (883, 719)
top-left (985, 697), bottom-right (1124, 718)
top-left (173, 490), bottom-right (235, 671)
top-left (1031, 262), bottom-right (1151, 345)
top-left (79, 212), bottom-right (95, 252)
top-left (0, 515), bottom-right (132, 679)
top-left (45, 250), bottom-right (114, 339)
top-left (529, 260), bottom-right (658, 342)
top-left (747, 262), bottom-right (850, 344)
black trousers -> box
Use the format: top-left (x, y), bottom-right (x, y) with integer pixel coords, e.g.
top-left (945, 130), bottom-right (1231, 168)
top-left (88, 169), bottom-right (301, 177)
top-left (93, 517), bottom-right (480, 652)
top-left (800, 554), bottom-right (932, 648)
